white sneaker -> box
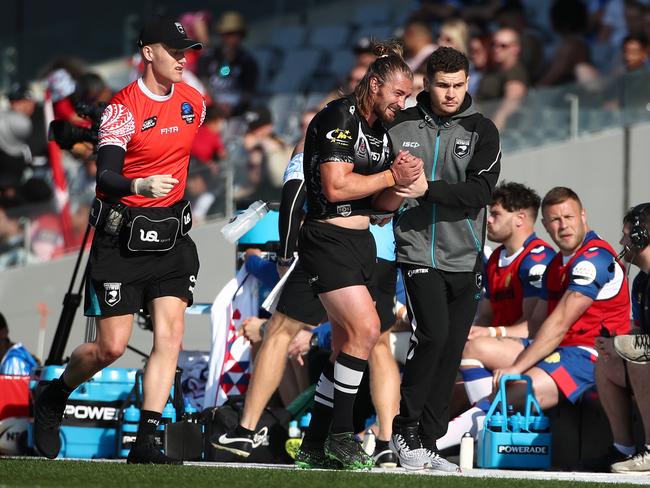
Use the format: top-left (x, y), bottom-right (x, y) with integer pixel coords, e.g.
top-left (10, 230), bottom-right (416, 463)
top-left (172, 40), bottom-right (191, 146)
top-left (611, 447), bottom-right (650, 473)
top-left (424, 448), bottom-right (461, 473)
top-left (389, 426), bottom-right (431, 470)
top-left (614, 334), bottom-right (650, 364)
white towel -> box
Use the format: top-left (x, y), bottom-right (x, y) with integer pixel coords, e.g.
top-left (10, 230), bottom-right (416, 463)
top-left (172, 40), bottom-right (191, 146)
top-left (261, 257), bottom-right (298, 314)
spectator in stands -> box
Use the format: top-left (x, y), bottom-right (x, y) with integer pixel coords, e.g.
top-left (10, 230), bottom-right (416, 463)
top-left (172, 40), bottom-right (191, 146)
top-left (476, 27), bottom-right (529, 130)
top-left (621, 34), bottom-right (650, 72)
top-left (437, 18), bottom-right (470, 54)
top-left (467, 28), bottom-right (493, 96)
top-left (602, 33), bottom-right (650, 115)
top-left (42, 57), bottom-right (87, 125)
top-left (437, 187), bottom-right (631, 452)
top-left (353, 37), bottom-right (378, 69)
top-left (29, 211), bottom-right (65, 261)
top-left (178, 10), bottom-right (212, 75)
top-left (403, 19), bottom-right (437, 74)
top-left (320, 63), bottom-right (369, 109)
top-left (242, 105), bottom-right (291, 191)
top-left (0, 112), bottom-right (31, 207)
top-left (0, 207), bottom-right (29, 269)
top-left (413, 0), bottom-right (502, 25)
top-left (7, 82), bottom-right (47, 161)
top-left (191, 104), bottom-right (227, 167)
top-left (537, 0), bottom-right (598, 87)
top-left (582, 203), bottom-right (650, 473)
top-left (494, 1), bottom-right (545, 83)
top-left (0, 312), bottom-right (38, 375)
top-left (199, 11), bottom-right (258, 117)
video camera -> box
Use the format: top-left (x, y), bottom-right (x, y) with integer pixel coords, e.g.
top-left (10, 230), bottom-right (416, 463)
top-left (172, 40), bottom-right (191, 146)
top-left (48, 99), bottom-right (107, 150)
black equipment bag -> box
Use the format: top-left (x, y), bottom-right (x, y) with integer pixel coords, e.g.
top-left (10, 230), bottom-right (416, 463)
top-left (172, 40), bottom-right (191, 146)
top-left (201, 396), bottom-right (292, 464)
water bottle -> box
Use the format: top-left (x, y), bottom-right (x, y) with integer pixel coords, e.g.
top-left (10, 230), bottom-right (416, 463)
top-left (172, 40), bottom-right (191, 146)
top-left (361, 415), bottom-right (376, 455)
top-left (160, 402), bottom-right (176, 429)
top-left (221, 200), bottom-right (269, 243)
top-left (299, 413), bottom-right (311, 434)
top-left (183, 400), bottom-right (199, 423)
top-left (119, 405), bottom-right (140, 458)
top-left (285, 420), bottom-right (302, 460)
top-left (459, 432), bottom-right (474, 470)
top-left (362, 428), bottom-right (376, 456)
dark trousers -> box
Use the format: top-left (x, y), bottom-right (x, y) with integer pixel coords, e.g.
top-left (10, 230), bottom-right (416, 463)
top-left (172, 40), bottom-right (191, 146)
top-left (394, 265), bottom-right (480, 447)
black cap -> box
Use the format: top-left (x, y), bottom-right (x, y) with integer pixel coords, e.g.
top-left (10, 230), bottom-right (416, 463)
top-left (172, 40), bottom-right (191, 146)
top-left (245, 106), bottom-right (272, 131)
top-left (138, 17), bottom-right (202, 50)
top-left (353, 36), bottom-right (373, 54)
top-left (7, 81), bottom-right (31, 101)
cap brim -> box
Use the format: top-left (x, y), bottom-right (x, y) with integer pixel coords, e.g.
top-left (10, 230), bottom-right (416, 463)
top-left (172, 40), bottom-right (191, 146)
top-left (164, 39), bottom-right (203, 50)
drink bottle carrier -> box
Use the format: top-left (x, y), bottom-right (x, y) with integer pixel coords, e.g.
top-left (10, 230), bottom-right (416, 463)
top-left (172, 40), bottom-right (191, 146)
top-left (477, 374), bottom-right (552, 469)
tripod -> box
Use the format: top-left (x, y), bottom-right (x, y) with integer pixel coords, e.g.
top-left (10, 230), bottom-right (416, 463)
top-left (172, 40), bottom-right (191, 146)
top-left (45, 224), bottom-right (93, 366)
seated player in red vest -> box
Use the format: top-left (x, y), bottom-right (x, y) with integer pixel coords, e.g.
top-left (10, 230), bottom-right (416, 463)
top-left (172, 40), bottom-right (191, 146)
top-left (456, 182), bottom-right (555, 414)
top-left (438, 186), bottom-right (630, 451)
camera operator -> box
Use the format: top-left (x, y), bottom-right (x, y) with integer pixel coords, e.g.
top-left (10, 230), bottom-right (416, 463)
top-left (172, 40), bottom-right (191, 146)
top-left (48, 73), bottom-right (112, 152)
top-left (33, 17), bottom-right (205, 465)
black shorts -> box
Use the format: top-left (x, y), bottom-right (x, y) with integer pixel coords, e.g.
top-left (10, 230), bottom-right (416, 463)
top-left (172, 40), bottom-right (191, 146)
top-left (275, 260), bottom-right (327, 326)
top-left (84, 230), bottom-right (200, 317)
top-left (298, 220), bottom-right (376, 294)
top-left (372, 258), bottom-right (397, 332)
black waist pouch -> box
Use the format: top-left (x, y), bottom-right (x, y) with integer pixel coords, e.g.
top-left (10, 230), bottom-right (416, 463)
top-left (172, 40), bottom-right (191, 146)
top-left (123, 200), bottom-right (192, 252)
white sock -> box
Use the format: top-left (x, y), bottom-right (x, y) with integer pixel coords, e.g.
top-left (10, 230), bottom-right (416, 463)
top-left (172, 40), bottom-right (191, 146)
top-left (460, 366), bottom-right (493, 404)
top-left (436, 406), bottom-right (486, 451)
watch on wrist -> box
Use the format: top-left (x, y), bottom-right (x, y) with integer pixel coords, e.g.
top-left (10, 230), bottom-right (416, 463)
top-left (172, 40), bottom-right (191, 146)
top-left (309, 334), bottom-right (319, 349)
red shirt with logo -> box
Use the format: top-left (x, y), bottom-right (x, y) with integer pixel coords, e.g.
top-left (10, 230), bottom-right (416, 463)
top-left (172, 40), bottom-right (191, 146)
top-left (97, 78), bottom-right (205, 207)
top-left (485, 233), bottom-right (555, 326)
top-left (544, 231), bottom-right (630, 347)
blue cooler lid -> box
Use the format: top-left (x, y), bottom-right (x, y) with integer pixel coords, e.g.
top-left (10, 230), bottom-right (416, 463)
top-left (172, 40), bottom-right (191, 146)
top-left (238, 210), bottom-right (279, 245)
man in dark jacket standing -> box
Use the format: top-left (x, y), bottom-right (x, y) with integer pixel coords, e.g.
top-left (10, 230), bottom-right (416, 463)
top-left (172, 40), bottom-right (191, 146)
top-left (387, 47), bottom-right (501, 471)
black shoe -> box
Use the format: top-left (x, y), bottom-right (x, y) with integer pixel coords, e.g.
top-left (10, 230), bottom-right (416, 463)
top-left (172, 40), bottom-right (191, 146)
top-left (127, 442), bottom-right (182, 465)
top-left (295, 440), bottom-right (342, 469)
top-left (324, 432), bottom-right (374, 470)
top-left (211, 425), bottom-right (268, 458)
top-left (579, 446), bottom-right (632, 472)
top-left (33, 382), bottom-right (67, 459)
top-left (373, 445), bottom-right (398, 468)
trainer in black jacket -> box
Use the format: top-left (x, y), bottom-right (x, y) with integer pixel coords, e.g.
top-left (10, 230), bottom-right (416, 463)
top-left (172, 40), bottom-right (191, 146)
top-left (387, 47), bottom-right (501, 471)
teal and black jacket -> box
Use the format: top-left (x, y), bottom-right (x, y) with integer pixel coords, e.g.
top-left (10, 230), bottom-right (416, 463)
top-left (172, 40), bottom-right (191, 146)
top-left (387, 91), bottom-right (501, 272)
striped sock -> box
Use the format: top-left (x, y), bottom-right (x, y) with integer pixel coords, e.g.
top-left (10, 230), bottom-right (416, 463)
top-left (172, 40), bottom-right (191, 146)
top-left (331, 351), bottom-right (367, 434)
top-left (302, 362), bottom-right (334, 444)
top-left (461, 367), bottom-right (493, 404)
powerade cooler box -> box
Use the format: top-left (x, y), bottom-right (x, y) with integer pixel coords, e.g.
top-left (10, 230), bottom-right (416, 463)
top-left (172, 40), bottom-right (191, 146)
top-left (477, 374), bottom-right (552, 469)
top-left (29, 366), bottom-right (138, 458)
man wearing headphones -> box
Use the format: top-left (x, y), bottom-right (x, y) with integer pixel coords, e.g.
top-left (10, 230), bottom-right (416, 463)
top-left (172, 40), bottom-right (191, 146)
top-left (587, 203), bottom-right (650, 473)
top-left (614, 204), bottom-right (650, 364)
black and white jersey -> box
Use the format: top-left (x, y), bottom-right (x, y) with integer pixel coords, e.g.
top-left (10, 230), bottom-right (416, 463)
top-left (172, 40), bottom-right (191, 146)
top-left (304, 96), bottom-right (393, 219)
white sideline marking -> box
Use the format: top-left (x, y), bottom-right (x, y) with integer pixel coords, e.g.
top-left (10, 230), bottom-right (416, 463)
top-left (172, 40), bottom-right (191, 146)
top-left (6, 457), bottom-right (650, 484)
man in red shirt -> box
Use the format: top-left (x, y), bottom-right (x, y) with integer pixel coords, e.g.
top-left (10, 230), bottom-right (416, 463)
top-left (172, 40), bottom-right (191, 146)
top-left (438, 187), bottom-right (630, 451)
top-left (33, 17), bottom-right (205, 465)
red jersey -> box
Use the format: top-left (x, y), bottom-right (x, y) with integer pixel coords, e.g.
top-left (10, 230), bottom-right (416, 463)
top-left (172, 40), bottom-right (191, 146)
top-left (97, 79), bottom-right (205, 207)
top-left (545, 232), bottom-right (630, 347)
top-left (486, 234), bottom-right (555, 326)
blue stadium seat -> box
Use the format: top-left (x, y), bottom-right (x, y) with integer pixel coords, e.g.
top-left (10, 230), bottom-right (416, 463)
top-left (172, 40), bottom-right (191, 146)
top-left (351, 24), bottom-right (395, 44)
top-left (307, 24), bottom-right (351, 49)
top-left (327, 50), bottom-right (356, 79)
top-left (353, 4), bottom-right (392, 27)
top-left (268, 48), bottom-right (324, 93)
top-left (251, 48), bottom-right (281, 86)
top-left (269, 25), bottom-right (307, 50)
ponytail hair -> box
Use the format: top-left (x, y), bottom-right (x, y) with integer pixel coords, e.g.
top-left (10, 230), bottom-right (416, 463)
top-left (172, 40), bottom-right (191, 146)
top-left (353, 40), bottom-right (413, 118)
